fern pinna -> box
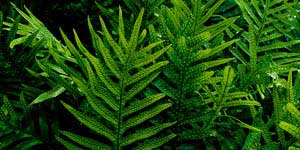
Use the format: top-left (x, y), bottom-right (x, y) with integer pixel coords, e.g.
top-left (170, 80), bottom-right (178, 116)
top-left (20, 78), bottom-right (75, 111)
top-left (34, 7), bottom-right (175, 150)
top-left (152, 0), bottom-right (260, 149)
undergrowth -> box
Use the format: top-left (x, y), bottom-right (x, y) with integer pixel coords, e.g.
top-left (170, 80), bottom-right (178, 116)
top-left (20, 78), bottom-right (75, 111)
top-left (1, 0), bottom-right (300, 149)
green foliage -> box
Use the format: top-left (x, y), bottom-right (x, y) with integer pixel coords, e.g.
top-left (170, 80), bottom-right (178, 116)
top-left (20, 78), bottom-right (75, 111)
top-left (4, 0), bottom-right (300, 149)
top-left (230, 0), bottom-right (300, 93)
top-left (278, 70), bottom-right (300, 149)
top-left (149, 0), bottom-right (261, 149)
top-left (0, 94), bottom-right (42, 149)
top-left (27, 7), bottom-right (176, 149)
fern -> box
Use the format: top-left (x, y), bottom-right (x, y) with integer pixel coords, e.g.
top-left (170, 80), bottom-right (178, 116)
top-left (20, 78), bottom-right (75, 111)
top-left (3, 3), bottom-right (62, 56)
top-left (0, 94), bottom-right (42, 149)
top-left (151, 0), bottom-right (261, 149)
top-left (279, 103), bottom-right (300, 148)
top-left (230, 0), bottom-right (300, 96)
top-left (277, 70), bottom-right (300, 149)
top-left (6, 0), bottom-right (300, 149)
top-left (27, 7), bottom-right (176, 149)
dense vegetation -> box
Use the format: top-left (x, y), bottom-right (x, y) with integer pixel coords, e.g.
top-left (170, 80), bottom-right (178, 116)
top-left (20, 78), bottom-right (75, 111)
top-left (1, 0), bottom-right (300, 149)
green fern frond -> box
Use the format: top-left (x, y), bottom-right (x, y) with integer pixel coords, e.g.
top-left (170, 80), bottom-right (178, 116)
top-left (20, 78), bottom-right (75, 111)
top-left (221, 65), bottom-right (235, 95)
top-left (128, 8), bottom-right (144, 51)
top-left (118, 6), bottom-right (128, 49)
top-left (70, 76), bottom-right (118, 127)
top-left (223, 99), bottom-right (261, 107)
top-left (30, 7), bottom-right (176, 149)
top-left (59, 130), bottom-right (111, 150)
top-left (153, 0), bottom-right (255, 148)
top-left (134, 44), bottom-right (170, 69)
top-left (61, 101), bottom-right (116, 142)
top-left (272, 86), bottom-right (286, 145)
top-left (123, 71), bottom-right (162, 103)
top-left (83, 59), bottom-right (119, 111)
top-left (0, 96), bottom-right (42, 149)
top-left (191, 39), bottom-right (237, 62)
top-left (99, 16), bottom-right (125, 64)
top-left (2, 96), bottom-right (17, 122)
top-left (121, 122), bottom-right (176, 146)
top-left (286, 103), bottom-right (300, 122)
top-left (30, 85), bottom-right (66, 105)
top-left (279, 121), bottom-right (300, 139)
top-left (55, 136), bottom-right (82, 150)
top-left (125, 61), bottom-right (168, 86)
top-left (287, 70), bottom-right (294, 104)
top-left (4, 3), bottom-right (58, 51)
top-left (198, 0), bottom-right (224, 25)
top-left (124, 103), bottom-right (172, 130)
top-left (123, 93), bottom-right (166, 116)
top-left (136, 133), bottom-right (177, 150)
top-left (257, 40), bottom-right (300, 52)
top-left (280, 103), bottom-right (300, 140)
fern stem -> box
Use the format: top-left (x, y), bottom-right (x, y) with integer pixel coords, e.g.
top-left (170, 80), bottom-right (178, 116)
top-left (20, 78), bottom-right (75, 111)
top-left (116, 45), bottom-right (134, 150)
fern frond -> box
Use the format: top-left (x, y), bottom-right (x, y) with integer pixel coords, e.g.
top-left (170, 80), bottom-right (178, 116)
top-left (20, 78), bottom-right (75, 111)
top-left (136, 133), bottom-right (177, 150)
top-left (154, 0), bottom-right (251, 148)
top-left (128, 8), bottom-right (144, 51)
top-left (191, 39), bottom-right (237, 62)
top-left (257, 40), bottom-right (300, 52)
top-left (272, 86), bottom-right (286, 144)
top-left (123, 71), bottom-right (161, 103)
top-left (242, 130), bottom-right (261, 150)
top-left (287, 70), bottom-right (294, 104)
top-left (0, 96), bottom-right (42, 149)
top-left (2, 96), bottom-right (17, 122)
top-left (123, 93), bottom-right (166, 116)
top-left (71, 77), bottom-right (118, 127)
top-left (125, 61), bottom-right (168, 86)
top-left (30, 85), bottom-right (65, 105)
top-left (153, 78), bottom-right (177, 99)
top-left (59, 29), bottom-right (84, 68)
top-left (124, 103), bottom-right (172, 130)
top-left (121, 122), bottom-right (176, 146)
top-left (59, 130), bottom-right (111, 149)
top-left (38, 7), bottom-right (175, 149)
top-left (118, 6), bottom-right (128, 49)
top-left (279, 121), bottom-right (300, 139)
top-left (55, 136), bottom-right (82, 150)
top-left (84, 59), bottom-right (119, 111)
top-left (223, 100), bottom-right (261, 107)
top-left (188, 58), bottom-right (235, 75)
top-left (5, 3), bottom-right (58, 51)
top-left (133, 44), bottom-right (171, 69)
top-left (81, 48), bottom-right (120, 95)
top-left (200, 1), bottom-right (224, 25)
top-left (221, 66), bottom-right (235, 95)
top-left (61, 101), bottom-right (115, 142)
top-left (286, 103), bottom-right (300, 122)
top-left (99, 16), bottom-right (125, 64)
